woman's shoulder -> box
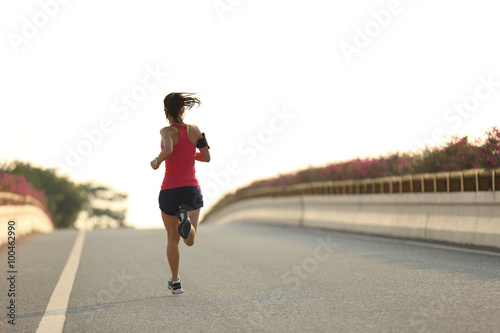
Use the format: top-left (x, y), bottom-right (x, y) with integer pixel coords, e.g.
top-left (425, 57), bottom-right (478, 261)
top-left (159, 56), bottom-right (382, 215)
top-left (186, 123), bottom-right (201, 134)
top-left (160, 126), bottom-right (178, 134)
top-left (186, 124), bottom-right (202, 141)
top-left (187, 123), bottom-right (200, 131)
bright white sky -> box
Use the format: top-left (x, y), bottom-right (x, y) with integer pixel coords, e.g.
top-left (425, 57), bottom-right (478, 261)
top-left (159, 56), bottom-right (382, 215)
top-left (1, 0), bottom-right (499, 229)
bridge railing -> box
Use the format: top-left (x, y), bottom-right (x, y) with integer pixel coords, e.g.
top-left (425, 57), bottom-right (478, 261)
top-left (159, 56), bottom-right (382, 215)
top-left (0, 173), bottom-right (55, 245)
top-left (203, 168), bottom-right (500, 222)
top-left (0, 192), bottom-right (53, 222)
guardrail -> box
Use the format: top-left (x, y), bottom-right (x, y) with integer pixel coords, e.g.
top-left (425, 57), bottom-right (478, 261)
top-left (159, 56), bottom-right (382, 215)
top-left (203, 168), bottom-right (500, 222)
top-left (0, 191), bottom-right (48, 210)
top-left (0, 191), bottom-right (55, 246)
top-left (0, 191), bottom-right (54, 223)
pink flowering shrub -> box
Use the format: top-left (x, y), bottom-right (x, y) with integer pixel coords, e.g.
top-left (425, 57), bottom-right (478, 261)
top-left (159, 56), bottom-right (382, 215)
top-left (477, 127), bottom-right (500, 169)
top-left (0, 172), bottom-right (50, 208)
top-left (245, 126), bottom-right (500, 191)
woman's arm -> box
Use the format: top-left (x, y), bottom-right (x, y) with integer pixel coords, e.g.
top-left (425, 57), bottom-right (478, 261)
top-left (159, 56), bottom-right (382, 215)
top-left (151, 128), bottom-right (174, 169)
top-left (195, 146), bottom-right (210, 162)
top-left (190, 125), bottom-right (211, 163)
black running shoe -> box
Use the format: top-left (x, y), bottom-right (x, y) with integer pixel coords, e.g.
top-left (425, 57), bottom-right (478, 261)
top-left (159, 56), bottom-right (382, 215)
top-left (168, 277), bottom-right (183, 294)
top-left (177, 209), bottom-right (192, 239)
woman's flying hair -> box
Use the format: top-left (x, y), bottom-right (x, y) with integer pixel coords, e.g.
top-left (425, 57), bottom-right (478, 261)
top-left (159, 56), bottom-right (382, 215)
top-left (163, 92), bottom-right (201, 124)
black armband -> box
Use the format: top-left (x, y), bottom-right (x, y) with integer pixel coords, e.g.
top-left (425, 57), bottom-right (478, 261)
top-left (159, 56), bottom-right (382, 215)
top-left (196, 133), bottom-right (210, 149)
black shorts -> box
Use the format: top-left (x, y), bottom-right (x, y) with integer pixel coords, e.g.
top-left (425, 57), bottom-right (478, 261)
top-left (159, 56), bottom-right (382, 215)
top-left (159, 186), bottom-right (204, 216)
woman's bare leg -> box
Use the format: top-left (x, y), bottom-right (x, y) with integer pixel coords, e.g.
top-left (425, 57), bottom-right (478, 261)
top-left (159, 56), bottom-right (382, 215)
top-left (162, 211), bottom-right (181, 281)
top-left (183, 208), bottom-right (200, 246)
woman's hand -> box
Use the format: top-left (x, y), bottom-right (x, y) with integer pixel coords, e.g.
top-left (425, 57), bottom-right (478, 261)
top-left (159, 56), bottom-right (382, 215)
top-left (151, 159), bottom-right (160, 170)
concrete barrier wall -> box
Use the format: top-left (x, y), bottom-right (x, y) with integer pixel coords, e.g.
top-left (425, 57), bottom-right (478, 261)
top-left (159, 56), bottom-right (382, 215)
top-left (0, 205), bottom-right (55, 246)
top-left (203, 192), bottom-right (500, 249)
top-left (209, 196), bottom-right (304, 227)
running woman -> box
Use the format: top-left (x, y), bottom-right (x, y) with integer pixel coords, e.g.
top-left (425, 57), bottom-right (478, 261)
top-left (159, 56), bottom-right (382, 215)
top-left (150, 92), bottom-right (211, 294)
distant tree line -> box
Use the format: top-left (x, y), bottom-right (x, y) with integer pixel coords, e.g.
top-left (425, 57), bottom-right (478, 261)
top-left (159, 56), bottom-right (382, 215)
top-left (0, 161), bottom-right (128, 229)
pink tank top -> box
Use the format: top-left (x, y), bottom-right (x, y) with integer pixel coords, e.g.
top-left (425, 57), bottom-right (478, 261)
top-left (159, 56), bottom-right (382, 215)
top-left (161, 124), bottom-right (200, 190)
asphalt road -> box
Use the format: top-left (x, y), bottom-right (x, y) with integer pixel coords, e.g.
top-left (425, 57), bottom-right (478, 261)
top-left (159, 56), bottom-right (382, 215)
top-left (1, 223), bottom-right (499, 332)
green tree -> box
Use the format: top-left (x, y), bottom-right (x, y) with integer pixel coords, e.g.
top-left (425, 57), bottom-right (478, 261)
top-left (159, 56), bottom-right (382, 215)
top-left (0, 160), bottom-right (88, 228)
top-left (83, 182), bottom-right (129, 229)
top-left (1, 160), bottom-right (129, 229)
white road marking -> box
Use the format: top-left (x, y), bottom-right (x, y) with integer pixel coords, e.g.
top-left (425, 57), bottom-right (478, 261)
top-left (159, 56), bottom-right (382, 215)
top-left (36, 230), bottom-right (86, 333)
